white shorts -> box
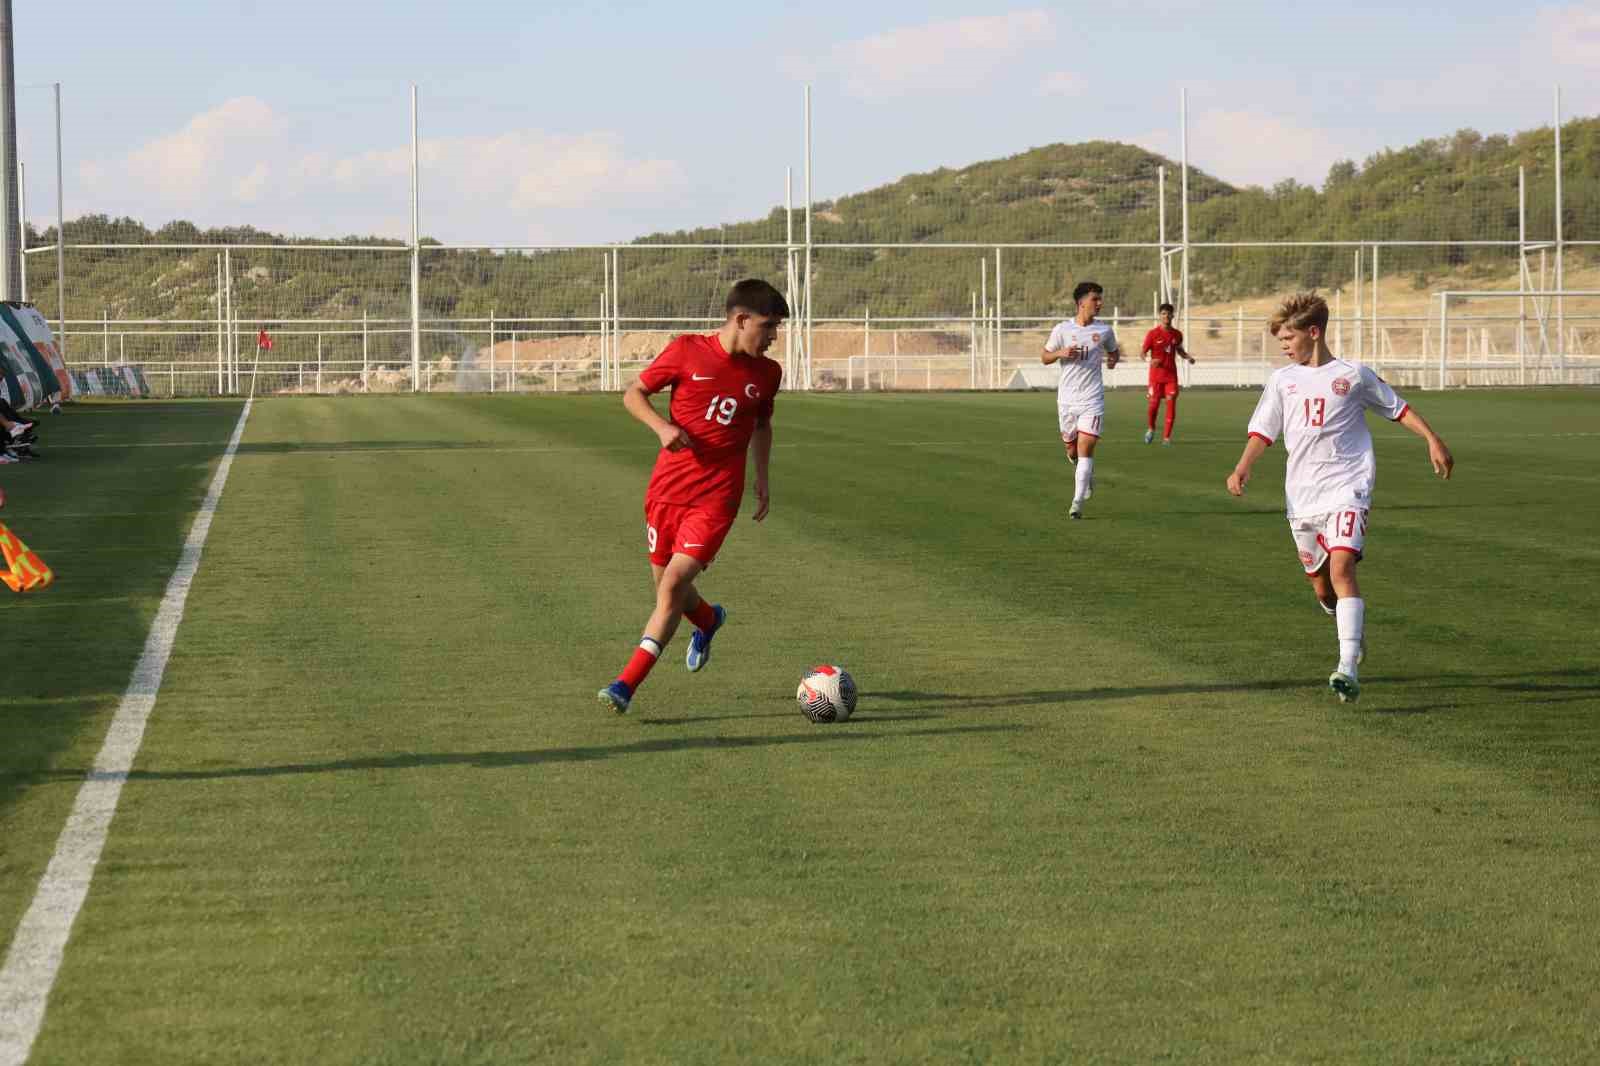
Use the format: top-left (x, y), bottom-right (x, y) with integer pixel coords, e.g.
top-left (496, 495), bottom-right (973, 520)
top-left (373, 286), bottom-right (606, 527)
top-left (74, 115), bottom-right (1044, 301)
top-left (1289, 509), bottom-right (1369, 574)
top-left (1058, 405), bottom-right (1104, 442)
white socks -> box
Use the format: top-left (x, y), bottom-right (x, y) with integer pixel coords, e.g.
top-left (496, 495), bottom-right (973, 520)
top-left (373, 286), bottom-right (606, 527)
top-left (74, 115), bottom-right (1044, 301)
top-left (1074, 457), bottom-right (1094, 501)
top-left (639, 636), bottom-right (663, 657)
top-left (1335, 598), bottom-right (1364, 676)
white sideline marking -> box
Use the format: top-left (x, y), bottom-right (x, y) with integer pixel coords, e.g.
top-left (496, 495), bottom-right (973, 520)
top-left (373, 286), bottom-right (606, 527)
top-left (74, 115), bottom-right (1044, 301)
top-left (0, 400), bottom-right (253, 1066)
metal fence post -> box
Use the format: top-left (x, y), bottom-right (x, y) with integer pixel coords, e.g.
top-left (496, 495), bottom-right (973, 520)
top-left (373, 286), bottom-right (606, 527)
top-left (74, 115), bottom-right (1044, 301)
top-left (1438, 293), bottom-right (1448, 390)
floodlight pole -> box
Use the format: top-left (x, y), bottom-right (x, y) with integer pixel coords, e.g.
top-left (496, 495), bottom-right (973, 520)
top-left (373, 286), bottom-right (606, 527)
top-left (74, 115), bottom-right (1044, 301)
top-left (215, 253), bottom-right (223, 394)
top-left (993, 248), bottom-right (1002, 372)
top-left (0, 0), bottom-right (19, 301)
top-left (785, 166), bottom-right (794, 382)
top-left (1157, 165), bottom-right (1167, 305)
top-left (803, 84), bottom-right (813, 391)
top-left (17, 159), bottom-right (25, 299)
top-left (1553, 84), bottom-right (1564, 373)
top-left (1518, 165), bottom-right (1527, 382)
top-left (53, 82), bottom-right (63, 354)
top-left (409, 83), bottom-right (421, 392)
top-left (1179, 88), bottom-right (1190, 345)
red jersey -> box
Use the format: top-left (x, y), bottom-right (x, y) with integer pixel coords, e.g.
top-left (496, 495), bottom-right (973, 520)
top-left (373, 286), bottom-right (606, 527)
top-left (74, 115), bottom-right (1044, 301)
top-left (1143, 326), bottom-right (1183, 379)
top-left (637, 333), bottom-right (782, 515)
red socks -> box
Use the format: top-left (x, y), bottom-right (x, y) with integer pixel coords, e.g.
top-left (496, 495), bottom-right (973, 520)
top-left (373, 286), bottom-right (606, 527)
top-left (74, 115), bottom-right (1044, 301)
top-left (1164, 394), bottom-right (1178, 439)
top-left (684, 598), bottom-right (717, 632)
top-left (1146, 393), bottom-right (1161, 431)
top-left (617, 637), bottom-right (662, 690)
top-left (616, 602), bottom-right (717, 696)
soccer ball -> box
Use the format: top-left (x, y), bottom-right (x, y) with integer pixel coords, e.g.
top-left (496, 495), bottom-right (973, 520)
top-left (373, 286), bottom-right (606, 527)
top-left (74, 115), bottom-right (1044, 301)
top-left (797, 665), bottom-right (857, 723)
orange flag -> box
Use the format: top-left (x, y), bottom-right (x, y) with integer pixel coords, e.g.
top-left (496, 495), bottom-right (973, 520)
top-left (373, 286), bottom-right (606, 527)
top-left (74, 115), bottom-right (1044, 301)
top-left (0, 520), bottom-right (53, 592)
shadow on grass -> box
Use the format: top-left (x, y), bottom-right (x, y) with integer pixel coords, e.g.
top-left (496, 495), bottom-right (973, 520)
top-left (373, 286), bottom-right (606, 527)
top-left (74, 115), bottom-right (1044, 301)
top-left (870, 667), bottom-right (1600, 715)
top-left (30, 724), bottom-right (1023, 784)
top-left (637, 711), bottom-right (941, 726)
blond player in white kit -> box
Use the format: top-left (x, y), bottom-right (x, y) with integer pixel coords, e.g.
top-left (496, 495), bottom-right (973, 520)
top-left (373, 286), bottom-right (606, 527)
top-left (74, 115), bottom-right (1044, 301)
top-left (1227, 293), bottom-right (1453, 703)
top-left (1042, 281), bottom-right (1121, 519)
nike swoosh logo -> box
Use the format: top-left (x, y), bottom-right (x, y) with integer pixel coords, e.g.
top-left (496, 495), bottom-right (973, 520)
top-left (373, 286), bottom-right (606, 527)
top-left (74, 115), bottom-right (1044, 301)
top-left (683, 543), bottom-right (705, 548)
top-left (691, 374), bottom-right (714, 381)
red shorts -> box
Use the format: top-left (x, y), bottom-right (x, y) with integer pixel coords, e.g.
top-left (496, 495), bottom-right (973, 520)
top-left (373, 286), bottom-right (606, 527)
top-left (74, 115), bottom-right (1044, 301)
top-left (645, 500), bottom-right (735, 568)
top-left (1147, 377), bottom-right (1179, 398)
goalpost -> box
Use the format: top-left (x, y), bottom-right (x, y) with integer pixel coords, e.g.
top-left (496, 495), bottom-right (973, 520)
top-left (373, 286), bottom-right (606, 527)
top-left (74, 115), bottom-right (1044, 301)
top-left (1435, 290), bottom-right (1600, 389)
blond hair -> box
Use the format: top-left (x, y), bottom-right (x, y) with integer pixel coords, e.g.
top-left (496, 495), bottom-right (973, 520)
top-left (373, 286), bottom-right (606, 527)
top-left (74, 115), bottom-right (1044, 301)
top-left (1269, 292), bottom-right (1330, 335)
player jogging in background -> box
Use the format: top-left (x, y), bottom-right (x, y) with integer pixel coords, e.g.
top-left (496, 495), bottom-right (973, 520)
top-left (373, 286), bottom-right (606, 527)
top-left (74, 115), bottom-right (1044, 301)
top-left (1042, 280), bottom-right (1121, 519)
top-left (1226, 293), bottom-right (1453, 703)
top-left (1141, 302), bottom-right (1195, 445)
top-left (597, 279), bottom-right (787, 714)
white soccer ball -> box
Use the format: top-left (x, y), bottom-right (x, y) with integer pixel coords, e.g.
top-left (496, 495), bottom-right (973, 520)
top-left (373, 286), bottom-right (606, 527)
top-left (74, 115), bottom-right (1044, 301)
top-left (797, 665), bottom-right (857, 723)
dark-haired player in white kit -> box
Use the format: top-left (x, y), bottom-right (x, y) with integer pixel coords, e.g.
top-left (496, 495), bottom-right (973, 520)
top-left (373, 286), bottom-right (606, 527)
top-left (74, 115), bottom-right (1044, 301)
top-left (1041, 280), bottom-right (1121, 519)
top-left (1227, 293), bottom-right (1453, 703)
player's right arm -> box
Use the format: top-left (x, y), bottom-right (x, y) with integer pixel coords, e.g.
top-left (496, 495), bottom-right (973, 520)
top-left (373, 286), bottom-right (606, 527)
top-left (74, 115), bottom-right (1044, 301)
top-left (625, 342), bottom-right (692, 451)
top-left (1040, 323), bottom-right (1079, 365)
top-left (1228, 377), bottom-right (1285, 496)
top-left (1227, 436), bottom-right (1270, 496)
top-left (1141, 328), bottom-right (1156, 361)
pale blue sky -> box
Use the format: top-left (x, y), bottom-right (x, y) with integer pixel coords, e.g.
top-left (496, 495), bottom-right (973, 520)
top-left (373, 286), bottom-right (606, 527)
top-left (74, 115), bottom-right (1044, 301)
top-left (13, 1), bottom-right (1600, 244)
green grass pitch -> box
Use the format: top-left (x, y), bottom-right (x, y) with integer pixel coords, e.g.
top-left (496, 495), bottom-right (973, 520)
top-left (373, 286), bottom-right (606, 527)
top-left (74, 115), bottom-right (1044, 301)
top-left (3, 389), bottom-right (1598, 1064)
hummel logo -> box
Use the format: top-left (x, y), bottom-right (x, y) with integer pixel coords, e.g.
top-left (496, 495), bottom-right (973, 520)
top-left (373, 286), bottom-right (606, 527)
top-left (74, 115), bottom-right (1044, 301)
top-left (691, 374), bottom-right (714, 381)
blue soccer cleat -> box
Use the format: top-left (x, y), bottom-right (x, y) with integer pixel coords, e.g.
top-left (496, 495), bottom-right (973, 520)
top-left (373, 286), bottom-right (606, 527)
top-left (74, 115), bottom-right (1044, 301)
top-left (686, 604), bottom-right (726, 673)
top-left (597, 679), bottom-right (633, 714)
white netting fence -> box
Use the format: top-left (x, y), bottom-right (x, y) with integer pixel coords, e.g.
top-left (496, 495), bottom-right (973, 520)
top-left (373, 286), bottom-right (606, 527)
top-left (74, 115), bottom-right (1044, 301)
top-left (16, 91), bottom-right (1599, 395)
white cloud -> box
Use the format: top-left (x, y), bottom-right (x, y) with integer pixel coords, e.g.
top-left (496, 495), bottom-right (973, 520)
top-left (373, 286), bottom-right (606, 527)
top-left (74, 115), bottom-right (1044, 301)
top-left (124, 97), bottom-right (286, 199)
top-left (77, 99), bottom-right (685, 244)
top-left (1038, 71), bottom-right (1084, 97)
top-left (233, 162), bottom-right (270, 203)
top-left (1134, 108), bottom-right (1363, 190)
top-left (1537, 3), bottom-right (1600, 65)
top-left (786, 10), bottom-right (1057, 97)
top-left (331, 132), bottom-right (683, 217)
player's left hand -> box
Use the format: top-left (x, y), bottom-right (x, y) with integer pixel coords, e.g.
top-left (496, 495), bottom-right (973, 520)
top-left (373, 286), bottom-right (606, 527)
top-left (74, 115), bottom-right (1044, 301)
top-left (1429, 438), bottom-right (1454, 480)
top-left (752, 482), bottom-right (770, 522)
top-left (1104, 352), bottom-right (1120, 369)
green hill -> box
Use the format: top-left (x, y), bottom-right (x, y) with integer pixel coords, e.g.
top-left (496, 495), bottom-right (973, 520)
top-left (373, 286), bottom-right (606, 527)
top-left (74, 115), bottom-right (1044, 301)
top-left (23, 117), bottom-right (1600, 351)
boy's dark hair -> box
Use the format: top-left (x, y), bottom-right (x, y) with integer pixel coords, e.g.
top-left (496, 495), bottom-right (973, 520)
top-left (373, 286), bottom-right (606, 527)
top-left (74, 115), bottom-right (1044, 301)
top-left (1158, 302), bottom-right (1175, 314)
top-left (725, 279), bottom-right (790, 319)
top-left (1073, 281), bottom-right (1103, 304)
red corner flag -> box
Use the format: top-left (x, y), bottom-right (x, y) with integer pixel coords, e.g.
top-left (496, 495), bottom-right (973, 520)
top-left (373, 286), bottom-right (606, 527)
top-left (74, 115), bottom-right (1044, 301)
top-left (257, 329), bottom-right (274, 351)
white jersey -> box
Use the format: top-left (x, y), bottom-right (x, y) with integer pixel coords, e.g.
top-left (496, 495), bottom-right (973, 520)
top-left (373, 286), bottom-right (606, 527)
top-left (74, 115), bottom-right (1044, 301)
top-left (1045, 318), bottom-right (1119, 410)
top-left (1246, 358), bottom-right (1409, 519)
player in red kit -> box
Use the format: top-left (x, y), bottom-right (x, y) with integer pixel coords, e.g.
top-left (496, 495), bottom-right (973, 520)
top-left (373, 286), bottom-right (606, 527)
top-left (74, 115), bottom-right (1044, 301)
top-left (598, 279), bottom-right (788, 714)
top-left (1142, 303), bottom-right (1196, 445)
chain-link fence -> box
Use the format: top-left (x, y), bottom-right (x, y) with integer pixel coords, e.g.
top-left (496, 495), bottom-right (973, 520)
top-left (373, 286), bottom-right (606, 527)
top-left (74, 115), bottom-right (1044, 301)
top-left (19, 94), bottom-right (1599, 395)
